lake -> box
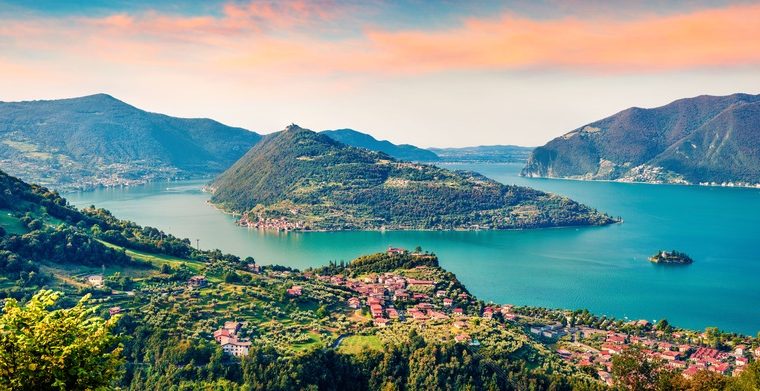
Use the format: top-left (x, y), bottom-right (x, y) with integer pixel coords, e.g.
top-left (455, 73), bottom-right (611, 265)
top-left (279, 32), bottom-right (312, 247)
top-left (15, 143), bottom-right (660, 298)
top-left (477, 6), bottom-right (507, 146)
top-left (66, 163), bottom-right (760, 335)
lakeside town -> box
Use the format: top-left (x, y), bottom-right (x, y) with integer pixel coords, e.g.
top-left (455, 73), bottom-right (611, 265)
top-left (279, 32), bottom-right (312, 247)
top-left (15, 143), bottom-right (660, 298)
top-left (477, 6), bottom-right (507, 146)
top-left (192, 246), bottom-right (760, 386)
top-left (237, 212), bottom-right (306, 231)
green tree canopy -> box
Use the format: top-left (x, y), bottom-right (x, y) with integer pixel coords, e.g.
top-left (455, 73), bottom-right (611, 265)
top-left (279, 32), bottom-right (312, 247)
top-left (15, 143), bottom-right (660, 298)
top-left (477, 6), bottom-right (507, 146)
top-left (0, 290), bottom-right (123, 390)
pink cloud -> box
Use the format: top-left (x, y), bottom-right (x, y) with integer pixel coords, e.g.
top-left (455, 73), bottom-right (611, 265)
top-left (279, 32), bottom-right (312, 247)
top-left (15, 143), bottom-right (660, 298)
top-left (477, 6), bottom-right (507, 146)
top-left (356, 4), bottom-right (760, 73)
top-left (1, 1), bottom-right (759, 79)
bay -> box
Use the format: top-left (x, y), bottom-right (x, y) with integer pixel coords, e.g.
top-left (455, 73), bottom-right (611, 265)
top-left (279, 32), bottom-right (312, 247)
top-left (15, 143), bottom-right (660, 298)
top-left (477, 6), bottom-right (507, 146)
top-left (66, 163), bottom-right (760, 335)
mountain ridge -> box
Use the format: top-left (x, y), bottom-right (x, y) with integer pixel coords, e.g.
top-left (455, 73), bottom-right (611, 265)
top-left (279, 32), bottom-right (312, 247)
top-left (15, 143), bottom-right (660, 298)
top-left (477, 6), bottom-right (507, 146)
top-left (522, 93), bottom-right (760, 185)
top-left (0, 93), bottom-right (262, 190)
top-left (321, 128), bottom-right (439, 161)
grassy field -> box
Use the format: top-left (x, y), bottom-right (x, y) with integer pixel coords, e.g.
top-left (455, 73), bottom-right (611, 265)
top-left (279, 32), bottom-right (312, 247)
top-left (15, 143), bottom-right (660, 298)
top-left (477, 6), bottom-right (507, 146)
top-left (290, 331), bottom-right (324, 352)
top-left (98, 240), bottom-right (205, 272)
top-left (0, 211), bottom-right (28, 235)
top-left (337, 335), bottom-right (382, 355)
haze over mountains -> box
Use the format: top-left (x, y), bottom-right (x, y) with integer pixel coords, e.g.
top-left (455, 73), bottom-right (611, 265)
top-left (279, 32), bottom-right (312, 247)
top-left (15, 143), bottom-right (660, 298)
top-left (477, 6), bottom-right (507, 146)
top-left (0, 94), bottom-right (261, 189)
top-left (523, 93), bottom-right (760, 186)
top-left (430, 145), bottom-right (533, 163)
top-left (209, 124), bottom-right (614, 230)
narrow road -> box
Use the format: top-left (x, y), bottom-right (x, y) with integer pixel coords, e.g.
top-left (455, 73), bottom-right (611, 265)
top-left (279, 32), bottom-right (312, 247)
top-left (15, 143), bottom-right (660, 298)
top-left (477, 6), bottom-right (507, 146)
top-left (330, 333), bottom-right (352, 349)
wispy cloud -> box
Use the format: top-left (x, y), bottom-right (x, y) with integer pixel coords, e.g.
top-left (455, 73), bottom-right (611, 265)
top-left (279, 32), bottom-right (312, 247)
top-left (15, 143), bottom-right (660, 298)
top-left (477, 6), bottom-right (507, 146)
top-left (356, 3), bottom-right (760, 73)
top-left (1, 1), bottom-right (758, 78)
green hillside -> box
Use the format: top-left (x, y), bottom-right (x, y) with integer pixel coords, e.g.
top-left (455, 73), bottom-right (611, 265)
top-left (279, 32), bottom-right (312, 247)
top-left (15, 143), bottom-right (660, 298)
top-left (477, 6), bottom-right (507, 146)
top-left (0, 94), bottom-right (261, 190)
top-left (210, 125), bottom-right (615, 230)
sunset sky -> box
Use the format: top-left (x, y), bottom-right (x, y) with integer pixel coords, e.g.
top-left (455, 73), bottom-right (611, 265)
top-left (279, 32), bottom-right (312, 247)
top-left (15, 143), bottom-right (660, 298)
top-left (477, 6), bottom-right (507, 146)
top-left (1, 0), bottom-right (759, 147)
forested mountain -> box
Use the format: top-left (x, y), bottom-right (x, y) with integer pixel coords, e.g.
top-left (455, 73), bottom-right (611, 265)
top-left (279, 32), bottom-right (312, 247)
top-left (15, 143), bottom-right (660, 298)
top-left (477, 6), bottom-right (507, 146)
top-left (522, 93), bottom-right (760, 185)
top-left (0, 94), bottom-right (261, 189)
top-left (210, 124), bottom-right (614, 230)
top-left (321, 128), bottom-right (440, 161)
top-left (430, 145), bottom-right (534, 163)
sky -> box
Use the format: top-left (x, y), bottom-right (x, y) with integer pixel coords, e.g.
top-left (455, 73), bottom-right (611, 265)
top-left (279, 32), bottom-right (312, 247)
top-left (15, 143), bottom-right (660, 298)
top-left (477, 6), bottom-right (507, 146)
top-left (0, 0), bottom-right (759, 147)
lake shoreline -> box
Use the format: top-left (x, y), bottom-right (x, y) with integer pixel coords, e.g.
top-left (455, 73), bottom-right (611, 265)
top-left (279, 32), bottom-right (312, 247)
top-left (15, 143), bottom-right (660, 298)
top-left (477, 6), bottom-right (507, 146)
top-left (65, 163), bottom-right (760, 335)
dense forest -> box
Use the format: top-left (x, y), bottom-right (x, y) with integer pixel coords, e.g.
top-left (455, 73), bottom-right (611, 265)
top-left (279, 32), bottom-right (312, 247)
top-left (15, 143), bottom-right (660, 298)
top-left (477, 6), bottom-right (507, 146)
top-left (210, 125), bottom-right (616, 230)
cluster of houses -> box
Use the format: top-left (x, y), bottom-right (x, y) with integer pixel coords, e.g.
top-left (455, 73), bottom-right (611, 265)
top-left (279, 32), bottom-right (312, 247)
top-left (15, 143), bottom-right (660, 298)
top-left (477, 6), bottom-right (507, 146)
top-left (286, 285), bottom-right (303, 296)
top-left (213, 321), bottom-right (252, 357)
top-left (308, 261), bottom-right (473, 328)
top-left (238, 213), bottom-right (304, 231)
top-left (346, 270), bottom-right (433, 327)
top-left (188, 275), bottom-right (207, 288)
top-left (552, 327), bottom-right (759, 384)
top-left (87, 274), bottom-right (104, 287)
top-left (530, 323), bottom-right (567, 339)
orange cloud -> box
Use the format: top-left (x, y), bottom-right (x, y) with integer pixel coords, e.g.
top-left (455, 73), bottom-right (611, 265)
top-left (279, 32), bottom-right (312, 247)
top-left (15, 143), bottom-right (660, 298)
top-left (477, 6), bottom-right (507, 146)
top-left (1, 1), bottom-right (759, 78)
top-left (356, 4), bottom-right (760, 73)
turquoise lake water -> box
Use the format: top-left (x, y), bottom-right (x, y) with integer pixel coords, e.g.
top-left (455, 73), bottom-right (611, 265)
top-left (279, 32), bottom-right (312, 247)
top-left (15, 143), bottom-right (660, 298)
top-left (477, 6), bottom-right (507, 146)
top-left (66, 163), bottom-right (760, 335)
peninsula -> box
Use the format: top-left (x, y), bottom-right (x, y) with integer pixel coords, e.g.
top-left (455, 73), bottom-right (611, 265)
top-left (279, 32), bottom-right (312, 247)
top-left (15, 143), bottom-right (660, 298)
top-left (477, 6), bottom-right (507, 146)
top-left (208, 124), bottom-right (616, 231)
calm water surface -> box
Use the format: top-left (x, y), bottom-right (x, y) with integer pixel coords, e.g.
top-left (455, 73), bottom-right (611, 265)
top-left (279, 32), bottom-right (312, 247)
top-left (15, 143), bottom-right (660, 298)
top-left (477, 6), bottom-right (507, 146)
top-left (67, 163), bottom-right (760, 335)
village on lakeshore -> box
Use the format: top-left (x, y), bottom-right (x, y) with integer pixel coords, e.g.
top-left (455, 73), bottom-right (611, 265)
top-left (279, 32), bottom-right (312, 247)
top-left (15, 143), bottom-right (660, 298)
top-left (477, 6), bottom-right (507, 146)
top-left (237, 212), bottom-right (306, 231)
top-left (186, 246), bottom-right (759, 386)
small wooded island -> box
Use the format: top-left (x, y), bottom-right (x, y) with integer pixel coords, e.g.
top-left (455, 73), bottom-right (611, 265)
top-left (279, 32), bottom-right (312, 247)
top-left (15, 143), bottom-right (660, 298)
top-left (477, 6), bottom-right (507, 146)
top-left (649, 250), bottom-right (693, 265)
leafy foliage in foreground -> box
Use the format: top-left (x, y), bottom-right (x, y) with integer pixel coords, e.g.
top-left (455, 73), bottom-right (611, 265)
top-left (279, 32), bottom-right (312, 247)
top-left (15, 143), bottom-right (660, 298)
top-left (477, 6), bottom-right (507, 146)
top-left (122, 327), bottom-right (605, 391)
top-left (0, 290), bottom-right (123, 390)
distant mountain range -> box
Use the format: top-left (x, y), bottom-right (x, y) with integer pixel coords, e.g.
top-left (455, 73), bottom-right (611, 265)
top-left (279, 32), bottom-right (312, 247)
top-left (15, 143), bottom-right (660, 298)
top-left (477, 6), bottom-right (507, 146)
top-left (209, 124), bottom-right (614, 230)
top-left (321, 129), bottom-right (533, 163)
top-left (523, 93), bottom-right (760, 186)
top-left (0, 94), bottom-right (261, 189)
top-left (321, 129), bottom-right (439, 161)
top-left (430, 145), bottom-right (533, 163)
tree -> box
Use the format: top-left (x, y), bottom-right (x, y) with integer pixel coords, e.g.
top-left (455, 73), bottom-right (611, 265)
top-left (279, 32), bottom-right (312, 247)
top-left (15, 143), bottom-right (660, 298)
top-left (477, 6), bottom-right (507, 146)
top-left (655, 319), bottom-right (671, 333)
top-left (688, 369), bottom-right (728, 391)
top-left (727, 361), bottom-right (760, 390)
top-left (315, 305), bottom-right (328, 319)
top-left (704, 327), bottom-right (722, 348)
top-left (0, 290), bottom-right (123, 390)
top-left (612, 346), bottom-right (659, 391)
